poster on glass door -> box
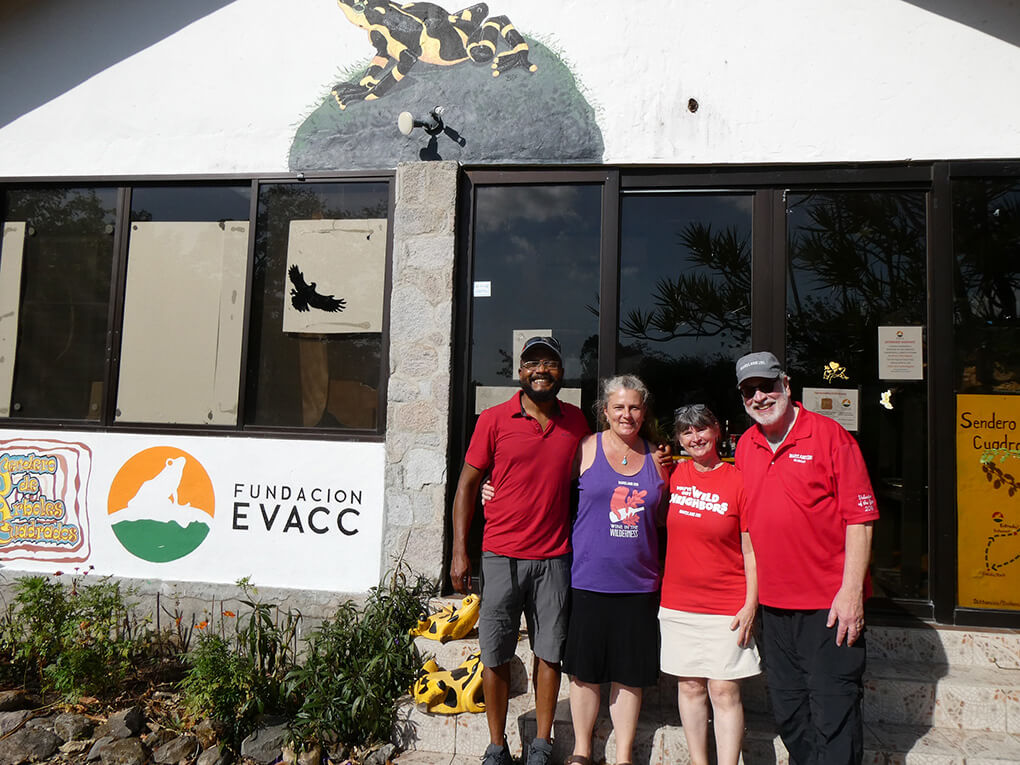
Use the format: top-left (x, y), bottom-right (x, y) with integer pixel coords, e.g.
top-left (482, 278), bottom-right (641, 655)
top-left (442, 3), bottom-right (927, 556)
top-left (956, 394), bottom-right (1020, 611)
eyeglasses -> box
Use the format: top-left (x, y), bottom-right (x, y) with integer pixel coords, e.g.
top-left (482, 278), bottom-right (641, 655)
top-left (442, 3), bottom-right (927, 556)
top-left (522, 359), bottom-right (562, 371)
top-left (738, 380), bottom-right (779, 399)
top-left (673, 403), bottom-right (707, 419)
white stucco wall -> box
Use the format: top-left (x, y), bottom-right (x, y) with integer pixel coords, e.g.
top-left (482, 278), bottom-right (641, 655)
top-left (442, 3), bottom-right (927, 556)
top-left (0, 0), bottom-right (1018, 173)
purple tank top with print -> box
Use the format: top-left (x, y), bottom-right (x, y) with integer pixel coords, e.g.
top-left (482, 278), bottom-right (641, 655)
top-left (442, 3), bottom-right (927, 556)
top-left (570, 433), bottom-right (664, 593)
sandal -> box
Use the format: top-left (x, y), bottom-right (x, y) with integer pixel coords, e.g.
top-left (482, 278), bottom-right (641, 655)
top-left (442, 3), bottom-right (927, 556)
top-left (565, 758), bottom-right (591, 765)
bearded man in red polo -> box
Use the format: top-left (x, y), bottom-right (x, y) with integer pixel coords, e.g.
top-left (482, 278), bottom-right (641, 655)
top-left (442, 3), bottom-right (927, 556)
top-left (734, 351), bottom-right (879, 765)
top-left (450, 336), bottom-right (589, 765)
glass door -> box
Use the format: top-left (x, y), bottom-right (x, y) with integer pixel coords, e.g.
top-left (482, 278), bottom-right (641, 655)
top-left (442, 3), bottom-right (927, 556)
top-left (452, 181), bottom-right (604, 585)
top-left (785, 189), bottom-right (929, 601)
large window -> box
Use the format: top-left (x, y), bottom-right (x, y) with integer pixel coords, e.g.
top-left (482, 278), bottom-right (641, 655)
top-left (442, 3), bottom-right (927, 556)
top-left (116, 185), bottom-right (250, 425)
top-left (952, 175), bottom-right (1020, 615)
top-left (0, 178), bottom-right (392, 436)
top-left (468, 184), bottom-right (602, 420)
top-left (619, 192), bottom-right (752, 440)
top-left (953, 178), bottom-right (1020, 394)
top-left (0, 188), bottom-right (118, 420)
top-left (244, 182), bottom-right (389, 430)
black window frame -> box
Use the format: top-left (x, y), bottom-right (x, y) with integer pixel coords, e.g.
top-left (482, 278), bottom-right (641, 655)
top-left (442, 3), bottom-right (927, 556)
top-left (0, 172), bottom-right (395, 443)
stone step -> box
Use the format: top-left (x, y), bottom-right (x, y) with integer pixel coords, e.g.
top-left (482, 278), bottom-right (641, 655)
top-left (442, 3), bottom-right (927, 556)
top-left (413, 640), bottom-right (1020, 733)
top-left (397, 655), bottom-right (1020, 761)
top-left (400, 621), bottom-right (1020, 763)
top-left (866, 623), bottom-right (1020, 671)
top-left (395, 712), bottom-right (1020, 764)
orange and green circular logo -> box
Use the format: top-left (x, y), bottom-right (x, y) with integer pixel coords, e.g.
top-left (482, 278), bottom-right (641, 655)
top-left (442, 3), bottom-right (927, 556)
top-left (108, 446), bottom-right (214, 563)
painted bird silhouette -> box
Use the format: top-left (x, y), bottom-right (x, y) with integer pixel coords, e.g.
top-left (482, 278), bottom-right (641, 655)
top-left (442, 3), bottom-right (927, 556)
top-left (288, 265), bottom-right (346, 313)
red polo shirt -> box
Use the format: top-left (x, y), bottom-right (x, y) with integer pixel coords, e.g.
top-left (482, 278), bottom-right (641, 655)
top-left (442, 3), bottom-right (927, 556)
top-left (465, 391), bottom-right (590, 559)
top-left (735, 403), bottom-right (879, 609)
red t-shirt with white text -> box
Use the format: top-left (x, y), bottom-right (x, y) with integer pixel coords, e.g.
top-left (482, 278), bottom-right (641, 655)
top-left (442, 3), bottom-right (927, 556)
top-left (660, 461), bottom-right (749, 615)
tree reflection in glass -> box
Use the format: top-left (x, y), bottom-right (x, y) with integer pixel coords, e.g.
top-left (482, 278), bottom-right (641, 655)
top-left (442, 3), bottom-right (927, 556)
top-left (786, 190), bottom-right (928, 601)
top-left (618, 194), bottom-right (752, 443)
top-left (953, 179), bottom-right (1020, 394)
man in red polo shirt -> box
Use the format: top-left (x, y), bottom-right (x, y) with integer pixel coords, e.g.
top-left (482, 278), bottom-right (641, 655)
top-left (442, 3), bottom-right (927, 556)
top-left (734, 351), bottom-right (878, 765)
top-left (450, 336), bottom-right (590, 765)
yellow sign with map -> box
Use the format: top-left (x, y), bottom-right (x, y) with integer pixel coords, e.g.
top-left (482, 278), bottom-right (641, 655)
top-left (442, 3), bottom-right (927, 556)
top-left (957, 394), bottom-right (1020, 610)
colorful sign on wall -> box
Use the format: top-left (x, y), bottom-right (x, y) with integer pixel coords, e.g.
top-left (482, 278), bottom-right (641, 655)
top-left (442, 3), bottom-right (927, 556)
top-left (956, 394), bottom-right (1020, 610)
top-left (0, 437), bottom-right (92, 563)
top-left (0, 430), bottom-right (385, 593)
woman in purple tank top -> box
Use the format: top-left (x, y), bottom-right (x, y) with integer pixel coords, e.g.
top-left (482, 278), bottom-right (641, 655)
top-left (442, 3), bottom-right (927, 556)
top-left (562, 375), bottom-right (670, 765)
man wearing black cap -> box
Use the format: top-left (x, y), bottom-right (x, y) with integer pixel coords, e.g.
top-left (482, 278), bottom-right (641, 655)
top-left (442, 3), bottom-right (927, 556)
top-left (734, 351), bottom-right (879, 765)
top-left (450, 336), bottom-right (590, 765)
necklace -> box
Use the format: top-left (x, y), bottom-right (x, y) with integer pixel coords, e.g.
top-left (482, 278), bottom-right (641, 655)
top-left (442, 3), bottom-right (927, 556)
top-left (609, 432), bottom-right (636, 466)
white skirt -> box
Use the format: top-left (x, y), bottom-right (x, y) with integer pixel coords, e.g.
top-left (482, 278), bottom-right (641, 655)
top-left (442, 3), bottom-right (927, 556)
top-left (659, 606), bottom-right (762, 680)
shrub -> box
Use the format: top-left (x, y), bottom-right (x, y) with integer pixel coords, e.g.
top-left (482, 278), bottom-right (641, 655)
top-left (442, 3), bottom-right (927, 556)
top-left (9, 573), bottom-right (137, 698)
top-left (285, 567), bottom-right (434, 750)
top-left (180, 579), bottom-right (300, 750)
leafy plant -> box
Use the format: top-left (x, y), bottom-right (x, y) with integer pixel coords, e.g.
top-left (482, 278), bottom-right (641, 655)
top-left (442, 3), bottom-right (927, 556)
top-left (285, 567), bottom-right (434, 750)
top-left (8, 572), bottom-right (138, 698)
top-left (45, 578), bottom-right (136, 698)
top-left (11, 575), bottom-right (70, 686)
top-left (180, 578), bottom-right (301, 751)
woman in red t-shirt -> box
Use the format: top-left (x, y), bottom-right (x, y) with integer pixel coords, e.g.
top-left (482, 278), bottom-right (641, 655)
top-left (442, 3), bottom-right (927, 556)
top-left (659, 404), bottom-right (761, 765)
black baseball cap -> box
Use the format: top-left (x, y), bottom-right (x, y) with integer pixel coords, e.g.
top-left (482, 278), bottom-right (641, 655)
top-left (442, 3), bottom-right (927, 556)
top-left (521, 336), bottom-right (562, 362)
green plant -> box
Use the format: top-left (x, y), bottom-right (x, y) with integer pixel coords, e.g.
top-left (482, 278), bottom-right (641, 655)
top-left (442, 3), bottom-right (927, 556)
top-left (12, 575), bottom-right (70, 686)
top-left (44, 577), bottom-right (136, 698)
top-left (181, 633), bottom-right (261, 745)
top-left (285, 567), bottom-right (434, 750)
top-left (0, 597), bottom-right (26, 687)
top-left (236, 577), bottom-right (301, 684)
top-left (180, 579), bottom-right (301, 751)
top-left (8, 572), bottom-right (138, 698)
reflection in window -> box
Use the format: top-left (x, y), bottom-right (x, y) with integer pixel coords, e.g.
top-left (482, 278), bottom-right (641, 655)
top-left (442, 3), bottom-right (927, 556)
top-left (245, 182), bottom-right (389, 430)
top-left (0, 188), bottom-right (118, 420)
top-left (116, 186), bottom-right (251, 425)
top-left (787, 192), bottom-right (927, 375)
top-left (619, 193), bottom-right (752, 440)
top-left (470, 185), bottom-right (601, 422)
top-left (953, 178), bottom-right (1020, 394)
top-left (786, 190), bottom-right (928, 600)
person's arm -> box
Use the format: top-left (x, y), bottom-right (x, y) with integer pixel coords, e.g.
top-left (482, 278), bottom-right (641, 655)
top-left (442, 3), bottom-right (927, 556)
top-left (730, 531), bottom-right (759, 647)
top-left (654, 461), bottom-right (673, 526)
top-left (827, 521), bottom-right (874, 646)
top-left (575, 433), bottom-right (598, 477)
top-left (449, 463), bottom-right (485, 593)
top-left (652, 442), bottom-right (673, 473)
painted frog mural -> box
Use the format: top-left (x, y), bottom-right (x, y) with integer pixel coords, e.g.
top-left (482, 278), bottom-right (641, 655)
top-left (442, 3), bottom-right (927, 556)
top-left (288, 0), bottom-right (604, 169)
top-left (332, 1), bottom-right (537, 109)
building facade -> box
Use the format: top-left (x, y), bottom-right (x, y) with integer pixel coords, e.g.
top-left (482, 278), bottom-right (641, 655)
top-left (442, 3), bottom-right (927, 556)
top-left (1, 0), bottom-right (1019, 628)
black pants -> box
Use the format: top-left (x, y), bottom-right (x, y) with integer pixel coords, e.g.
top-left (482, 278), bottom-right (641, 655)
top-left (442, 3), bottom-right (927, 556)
top-left (761, 606), bottom-right (866, 765)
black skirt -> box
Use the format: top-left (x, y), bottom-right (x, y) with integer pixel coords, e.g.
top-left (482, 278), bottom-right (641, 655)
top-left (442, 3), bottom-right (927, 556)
top-left (561, 587), bottom-right (660, 687)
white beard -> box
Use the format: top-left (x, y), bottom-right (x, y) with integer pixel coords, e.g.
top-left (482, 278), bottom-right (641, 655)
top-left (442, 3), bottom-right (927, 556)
top-left (745, 394), bottom-right (791, 431)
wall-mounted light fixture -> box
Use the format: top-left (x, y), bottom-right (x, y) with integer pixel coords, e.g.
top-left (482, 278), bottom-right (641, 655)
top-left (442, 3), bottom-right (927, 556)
top-left (398, 106), bottom-right (445, 137)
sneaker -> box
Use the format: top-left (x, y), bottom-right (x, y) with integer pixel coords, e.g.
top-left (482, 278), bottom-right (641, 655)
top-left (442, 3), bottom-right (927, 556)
top-left (481, 739), bottom-right (513, 765)
top-left (526, 738), bottom-right (553, 765)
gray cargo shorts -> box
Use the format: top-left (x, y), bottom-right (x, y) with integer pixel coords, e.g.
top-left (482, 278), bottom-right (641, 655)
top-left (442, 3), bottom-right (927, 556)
top-left (478, 551), bottom-right (571, 668)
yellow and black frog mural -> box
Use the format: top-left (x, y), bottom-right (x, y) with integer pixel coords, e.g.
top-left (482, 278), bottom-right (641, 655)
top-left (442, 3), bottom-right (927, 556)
top-left (289, 1), bottom-right (604, 170)
top-left (331, 1), bottom-right (537, 109)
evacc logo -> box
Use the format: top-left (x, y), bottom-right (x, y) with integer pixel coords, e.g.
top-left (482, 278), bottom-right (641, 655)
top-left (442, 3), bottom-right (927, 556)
top-left (108, 447), bottom-right (214, 563)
